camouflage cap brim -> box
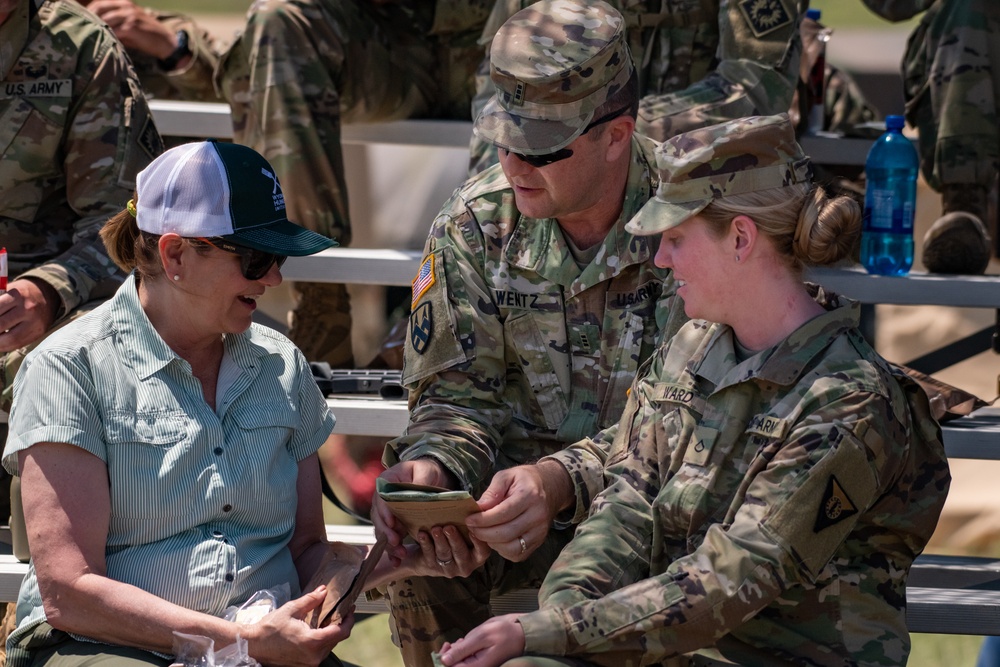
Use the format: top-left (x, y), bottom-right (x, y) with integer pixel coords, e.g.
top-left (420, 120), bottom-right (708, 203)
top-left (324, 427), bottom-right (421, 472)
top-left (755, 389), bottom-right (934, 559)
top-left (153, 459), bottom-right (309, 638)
top-left (626, 197), bottom-right (711, 236)
top-left (473, 94), bottom-right (595, 155)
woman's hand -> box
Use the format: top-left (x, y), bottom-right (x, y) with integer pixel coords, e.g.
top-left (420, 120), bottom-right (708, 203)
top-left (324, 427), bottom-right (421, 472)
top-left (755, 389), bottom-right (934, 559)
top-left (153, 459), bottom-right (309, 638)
top-left (245, 586), bottom-right (354, 667)
top-left (437, 615), bottom-right (526, 667)
top-left (410, 524), bottom-right (492, 579)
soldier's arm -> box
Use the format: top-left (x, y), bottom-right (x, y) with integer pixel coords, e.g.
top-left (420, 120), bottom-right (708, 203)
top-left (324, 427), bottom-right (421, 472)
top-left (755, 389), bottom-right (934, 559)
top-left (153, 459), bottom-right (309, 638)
top-left (17, 32), bottom-right (159, 318)
top-left (382, 204), bottom-right (511, 497)
top-left (519, 392), bottom-right (893, 661)
top-left (156, 12), bottom-right (226, 102)
top-left (636, 0), bottom-right (803, 141)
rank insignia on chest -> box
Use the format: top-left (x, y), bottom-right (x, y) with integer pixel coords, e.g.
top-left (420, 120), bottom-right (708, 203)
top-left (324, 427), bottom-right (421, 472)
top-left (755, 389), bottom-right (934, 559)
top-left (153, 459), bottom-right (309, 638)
top-left (813, 475), bottom-right (858, 533)
top-left (738, 0), bottom-right (793, 37)
top-left (412, 255), bottom-right (436, 309)
top-left (410, 302), bottom-right (433, 355)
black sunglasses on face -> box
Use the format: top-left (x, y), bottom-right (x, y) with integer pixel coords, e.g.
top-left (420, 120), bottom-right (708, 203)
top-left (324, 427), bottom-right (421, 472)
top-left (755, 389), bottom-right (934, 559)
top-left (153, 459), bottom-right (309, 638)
top-left (503, 106), bottom-right (632, 168)
top-left (195, 237), bottom-right (287, 280)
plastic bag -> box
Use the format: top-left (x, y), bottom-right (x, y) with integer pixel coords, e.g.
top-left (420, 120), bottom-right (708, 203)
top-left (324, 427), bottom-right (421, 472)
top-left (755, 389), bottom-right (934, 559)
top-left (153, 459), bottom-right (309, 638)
top-left (170, 584), bottom-right (291, 667)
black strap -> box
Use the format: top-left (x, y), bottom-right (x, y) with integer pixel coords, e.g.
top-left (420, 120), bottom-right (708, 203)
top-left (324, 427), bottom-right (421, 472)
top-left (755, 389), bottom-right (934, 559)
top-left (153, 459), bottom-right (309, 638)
top-left (320, 466), bottom-right (373, 525)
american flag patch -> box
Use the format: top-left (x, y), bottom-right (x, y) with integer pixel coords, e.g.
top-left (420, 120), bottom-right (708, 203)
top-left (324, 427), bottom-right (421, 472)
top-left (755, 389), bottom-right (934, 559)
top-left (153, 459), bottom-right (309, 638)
top-left (411, 255), bottom-right (435, 308)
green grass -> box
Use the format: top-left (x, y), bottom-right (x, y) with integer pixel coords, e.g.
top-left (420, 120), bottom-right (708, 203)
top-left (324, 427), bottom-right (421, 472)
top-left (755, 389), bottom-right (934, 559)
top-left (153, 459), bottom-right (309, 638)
top-left (809, 0), bottom-right (921, 30)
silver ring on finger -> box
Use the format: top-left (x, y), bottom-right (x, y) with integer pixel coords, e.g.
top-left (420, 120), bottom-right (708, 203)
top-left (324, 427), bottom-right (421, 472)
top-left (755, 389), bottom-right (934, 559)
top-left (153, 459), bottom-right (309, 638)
top-left (519, 536), bottom-right (527, 554)
top-left (437, 558), bottom-right (453, 566)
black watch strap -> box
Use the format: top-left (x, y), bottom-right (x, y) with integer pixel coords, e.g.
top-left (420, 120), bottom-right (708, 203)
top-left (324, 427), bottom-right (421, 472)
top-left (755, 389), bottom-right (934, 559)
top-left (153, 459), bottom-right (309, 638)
top-left (158, 29), bottom-right (191, 71)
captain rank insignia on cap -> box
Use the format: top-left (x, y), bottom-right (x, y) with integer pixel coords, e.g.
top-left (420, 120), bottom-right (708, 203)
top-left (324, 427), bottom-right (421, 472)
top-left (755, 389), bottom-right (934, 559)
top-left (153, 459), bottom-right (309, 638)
top-left (410, 302), bottom-right (433, 355)
top-left (738, 0), bottom-right (793, 37)
top-left (813, 475), bottom-right (859, 533)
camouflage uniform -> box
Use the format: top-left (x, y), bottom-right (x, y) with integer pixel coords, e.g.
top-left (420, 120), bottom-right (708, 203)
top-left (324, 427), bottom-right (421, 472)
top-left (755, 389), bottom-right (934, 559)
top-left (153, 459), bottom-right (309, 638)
top-left (383, 4), bottom-right (690, 663)
top-left (862, 0), bottom-right (999, 193)
top-left (216, 0), bottom-right (491, 366)
top-left (124, 10), bottom-right (224, 103)
top-left (514, 289), bottom-right (950, 667)
top-left (0, 0), bottom-right (162, 413)
top-left (385, 135), bottom-right (688, 665)
top-left (470, 0), bottom-right (807, 173)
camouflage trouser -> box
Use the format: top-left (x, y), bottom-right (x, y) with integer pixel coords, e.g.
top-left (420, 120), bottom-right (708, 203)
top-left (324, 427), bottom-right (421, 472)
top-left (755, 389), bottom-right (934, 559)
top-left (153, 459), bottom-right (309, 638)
top-left (902, 0), bottom-right (1000, 191)
top-left (387, 527), bottom-right (574, 667)
top-left (218, 0), bottom-right (481, 365)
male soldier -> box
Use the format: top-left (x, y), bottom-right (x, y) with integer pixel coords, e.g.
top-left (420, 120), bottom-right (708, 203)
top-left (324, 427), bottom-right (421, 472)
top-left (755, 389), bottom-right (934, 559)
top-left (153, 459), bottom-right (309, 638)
top-left (0, 0), bottom-right (161, 648)
top-left (864, 0), bottom-right (999, 275)
top-left (371, 2), bottom-right (688, 664)
top-left (217, 0), bottom-right (493, 368)
top-left (469, 0), bottom-right (808, 174)
top-left (78, 0), bottom-right (224, 102)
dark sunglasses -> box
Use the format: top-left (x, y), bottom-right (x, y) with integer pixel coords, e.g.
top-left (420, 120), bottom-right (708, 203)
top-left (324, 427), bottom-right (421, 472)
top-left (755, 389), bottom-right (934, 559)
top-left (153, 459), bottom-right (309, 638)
top-left (195, 237), bottom-right (287, 280)
top-left (504, 106), bottom-right (632, 168)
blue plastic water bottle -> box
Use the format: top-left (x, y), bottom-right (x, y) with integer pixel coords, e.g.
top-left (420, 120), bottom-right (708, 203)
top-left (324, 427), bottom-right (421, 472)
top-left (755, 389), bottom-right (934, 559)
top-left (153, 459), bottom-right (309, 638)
top-left (860, 115), bottom-right (918, 275)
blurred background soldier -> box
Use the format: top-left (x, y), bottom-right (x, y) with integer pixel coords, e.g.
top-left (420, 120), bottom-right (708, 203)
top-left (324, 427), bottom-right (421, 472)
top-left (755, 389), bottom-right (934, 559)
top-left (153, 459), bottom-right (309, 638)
top-left (863, 0), bottom-right (999, 275)
top-left (470, 0), bottom-right (809, 173)
top-left (77, 0), bottom-right (224, 102)
top-left (217, 0), bottom-right (493, 369)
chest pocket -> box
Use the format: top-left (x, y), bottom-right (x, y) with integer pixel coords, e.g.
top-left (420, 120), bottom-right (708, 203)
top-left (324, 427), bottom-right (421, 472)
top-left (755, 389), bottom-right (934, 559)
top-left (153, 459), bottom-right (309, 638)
top-left (504, 311), bottom-right (568, 430)
top-left (105, 409), bottom-right (192, 518)
top-left (0, 97), bottom-right (64, 223)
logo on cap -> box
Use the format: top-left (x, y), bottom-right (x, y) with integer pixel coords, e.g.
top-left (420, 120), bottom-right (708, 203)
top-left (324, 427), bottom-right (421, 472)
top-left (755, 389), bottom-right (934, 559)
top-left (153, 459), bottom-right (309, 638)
top-left (262, 167), bottom-right (285, 213)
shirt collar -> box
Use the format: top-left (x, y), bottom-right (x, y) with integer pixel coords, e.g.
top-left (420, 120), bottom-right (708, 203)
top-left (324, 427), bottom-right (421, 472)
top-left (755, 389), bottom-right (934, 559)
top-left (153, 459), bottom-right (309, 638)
top-left (109, 273), bottom-right (277, 381)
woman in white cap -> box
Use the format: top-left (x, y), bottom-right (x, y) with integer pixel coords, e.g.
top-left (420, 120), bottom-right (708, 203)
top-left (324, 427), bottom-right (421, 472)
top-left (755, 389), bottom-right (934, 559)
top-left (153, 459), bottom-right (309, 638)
top-left (1, 141), bottom-right (486, 667)
top-left (437, 115), bottom-right (950, 667)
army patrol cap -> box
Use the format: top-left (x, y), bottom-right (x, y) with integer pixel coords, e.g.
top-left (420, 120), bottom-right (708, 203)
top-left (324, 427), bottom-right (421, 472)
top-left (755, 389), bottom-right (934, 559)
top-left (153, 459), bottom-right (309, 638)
top-left (474, 0), bottom-right (634, 155)
top-left (627, 114), bottom-right (813, 235)
top-left (134, 140), bottom-right (335, 255)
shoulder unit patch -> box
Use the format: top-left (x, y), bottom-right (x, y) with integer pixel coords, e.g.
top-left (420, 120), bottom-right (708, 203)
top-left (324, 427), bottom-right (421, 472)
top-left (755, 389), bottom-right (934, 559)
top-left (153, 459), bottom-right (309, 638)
top-left (410, 302), bottom-right (433, 355)
top-left (738, 0), bottom-right (793, 38)
top-left (813, 475), bottom-right (859, 533)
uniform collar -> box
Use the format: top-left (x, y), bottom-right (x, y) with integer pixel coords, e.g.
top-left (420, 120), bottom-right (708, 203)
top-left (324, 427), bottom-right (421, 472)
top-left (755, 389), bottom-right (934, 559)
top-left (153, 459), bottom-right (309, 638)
top-left (692, 285), bottom-right (861, 391)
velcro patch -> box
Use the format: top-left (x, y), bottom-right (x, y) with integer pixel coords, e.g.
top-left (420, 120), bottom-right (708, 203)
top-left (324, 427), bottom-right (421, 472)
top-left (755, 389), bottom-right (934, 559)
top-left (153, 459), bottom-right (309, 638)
top-left (738, 0), bottom-right (793, 38)
top-left (411, 255), bottom-right (436, 309)
top-left (745, 413), bottom-right (788, 440)
top-left (0, 78), bottom-right (71, 99)
top-left (813, 475), bottom-right (858, 533)
top-left (410, 302), bottom-right (433, 355)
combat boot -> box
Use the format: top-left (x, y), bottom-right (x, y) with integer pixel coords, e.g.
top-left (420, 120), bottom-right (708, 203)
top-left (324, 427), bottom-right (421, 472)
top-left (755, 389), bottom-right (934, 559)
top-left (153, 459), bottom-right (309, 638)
top-left (921, 183), bottom-right (991, 274)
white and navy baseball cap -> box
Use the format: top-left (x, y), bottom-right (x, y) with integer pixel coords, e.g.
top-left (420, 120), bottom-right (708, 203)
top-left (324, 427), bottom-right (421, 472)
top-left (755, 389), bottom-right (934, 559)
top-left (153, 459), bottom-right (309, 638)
top-left (133, 140), bottom-right (336, 256)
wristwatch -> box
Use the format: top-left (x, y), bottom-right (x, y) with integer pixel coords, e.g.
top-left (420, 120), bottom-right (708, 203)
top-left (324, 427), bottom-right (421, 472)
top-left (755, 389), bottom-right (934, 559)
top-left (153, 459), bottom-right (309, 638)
top-left (158, 29), bottom-right (191, 71)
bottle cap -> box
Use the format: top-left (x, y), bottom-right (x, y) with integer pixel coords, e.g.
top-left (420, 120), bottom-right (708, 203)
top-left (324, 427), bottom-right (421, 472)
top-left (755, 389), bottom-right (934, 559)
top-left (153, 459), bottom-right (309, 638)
top-left (806, 8), bottom-right (821, 20)
top-left (886, 115), bottom-right (905, 130)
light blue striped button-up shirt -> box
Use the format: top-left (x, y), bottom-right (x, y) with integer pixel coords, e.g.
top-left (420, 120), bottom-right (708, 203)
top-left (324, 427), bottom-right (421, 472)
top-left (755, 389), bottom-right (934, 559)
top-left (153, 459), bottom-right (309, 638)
top-left (3, 273), bottom-right (335, 652)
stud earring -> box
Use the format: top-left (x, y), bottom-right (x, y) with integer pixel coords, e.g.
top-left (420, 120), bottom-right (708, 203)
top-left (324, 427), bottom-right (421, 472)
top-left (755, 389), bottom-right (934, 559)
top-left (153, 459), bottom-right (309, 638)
top-left (735, 254), bottom-right (740, 263)
top-left (173, 275), bottom-right (180, 281)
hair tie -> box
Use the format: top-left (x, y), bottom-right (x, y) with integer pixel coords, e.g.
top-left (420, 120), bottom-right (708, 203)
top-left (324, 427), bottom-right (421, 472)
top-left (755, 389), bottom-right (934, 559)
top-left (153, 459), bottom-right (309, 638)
top-left (126, 199), bottom-right (138, 217)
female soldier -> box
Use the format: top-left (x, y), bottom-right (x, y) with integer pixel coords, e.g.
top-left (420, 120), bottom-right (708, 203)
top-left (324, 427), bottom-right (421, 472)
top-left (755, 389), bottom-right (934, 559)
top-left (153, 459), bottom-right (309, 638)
top-left (438, 114), bottom-right (951, 667)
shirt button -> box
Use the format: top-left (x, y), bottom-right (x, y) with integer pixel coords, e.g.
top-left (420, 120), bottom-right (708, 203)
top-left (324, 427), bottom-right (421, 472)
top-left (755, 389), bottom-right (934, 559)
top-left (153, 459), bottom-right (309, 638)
top-left (225, 574), bottom-right (234, 582)
top-left (223, 504), bottom-right (232, 512)
top-left (214, 447), bottom-right (224, 456)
